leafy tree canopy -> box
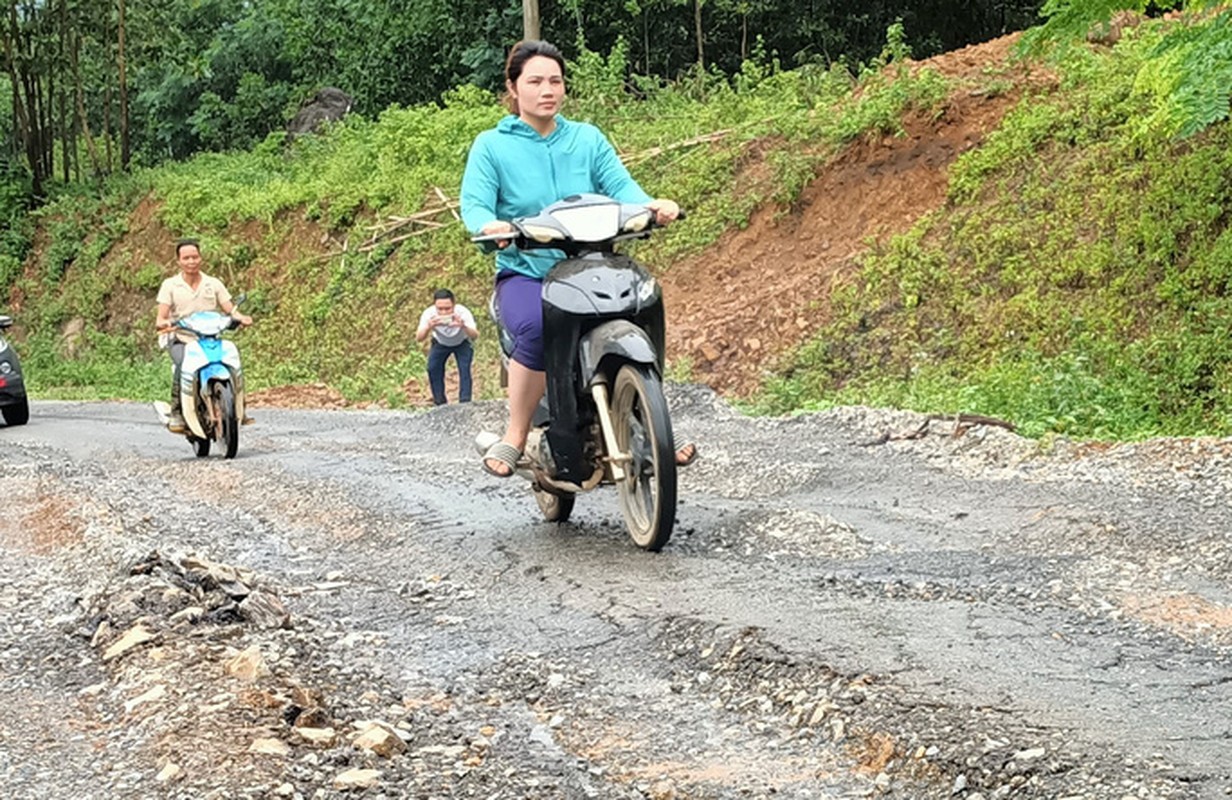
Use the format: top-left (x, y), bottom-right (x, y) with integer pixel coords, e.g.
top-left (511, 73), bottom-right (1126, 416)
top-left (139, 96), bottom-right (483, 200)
top-left (1022, 1), bottom-right (1232, 137)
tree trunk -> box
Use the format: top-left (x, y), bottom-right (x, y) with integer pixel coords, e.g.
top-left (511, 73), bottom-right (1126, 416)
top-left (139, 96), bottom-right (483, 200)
top-left (103, 83), bottom-right (112, 173)
top-left (742, 11), bottom-right (748, 62)
top-left (2, 3), bottom-right (30, 149)
top-left (72, 29), bottom-right (101, 177)
top-left (694, 0), bottom-right (705, 70)
top-left (103, 11), bottom-right (112, 173)
top-left (522, 0), bottom-right (539, 40)
top-left (643, 9), bottom-right (650, 74)
top-left (117, 0), bottom-right (129, 170)
top-left (31, 67), bottom-right (52, 183)
top-left (58, 0), bottom-right (70, 183)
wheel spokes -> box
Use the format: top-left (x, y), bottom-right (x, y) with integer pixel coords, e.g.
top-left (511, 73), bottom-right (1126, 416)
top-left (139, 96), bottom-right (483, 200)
top-left (617, 388), bottom-right (657, 528)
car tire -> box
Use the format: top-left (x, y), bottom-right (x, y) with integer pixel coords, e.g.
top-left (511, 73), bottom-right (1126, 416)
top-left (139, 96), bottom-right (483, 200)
top-left (2, 396), bottom-right (29, 426)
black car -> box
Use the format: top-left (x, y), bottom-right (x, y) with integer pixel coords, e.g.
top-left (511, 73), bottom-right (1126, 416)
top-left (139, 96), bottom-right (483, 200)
top-left (0, 314), bottom-right (28, 426)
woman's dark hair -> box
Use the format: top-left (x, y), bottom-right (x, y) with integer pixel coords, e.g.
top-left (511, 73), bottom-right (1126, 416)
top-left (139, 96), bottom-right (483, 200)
top-left (504, 40), bottom-right (566, 114)
top-left (175, 238), bottom-right (201, 257)
top-left (433, 288), bottom-right (455, 302)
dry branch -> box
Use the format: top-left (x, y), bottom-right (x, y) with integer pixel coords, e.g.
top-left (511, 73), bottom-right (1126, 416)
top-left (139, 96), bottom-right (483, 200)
top-left (434, 187), bottom-right (461, 221)
top-left (358, 226), bottom-right (441, 253)
top-left (622, 129), bottom-right (734, 166)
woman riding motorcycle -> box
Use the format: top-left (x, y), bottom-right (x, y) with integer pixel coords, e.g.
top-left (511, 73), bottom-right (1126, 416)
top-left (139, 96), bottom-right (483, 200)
top-left (460, 39), bottom-right (696, 477)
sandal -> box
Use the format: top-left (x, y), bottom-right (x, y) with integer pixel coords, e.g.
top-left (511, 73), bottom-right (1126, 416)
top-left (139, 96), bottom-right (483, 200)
top-left (675, 442), bottom-right (698, 467)
top-left (482, 441), bottom-right (523, 478)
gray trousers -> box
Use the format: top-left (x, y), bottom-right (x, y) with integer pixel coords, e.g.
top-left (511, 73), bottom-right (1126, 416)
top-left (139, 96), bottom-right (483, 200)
top-left (168, 341), bottom-right (185, 411)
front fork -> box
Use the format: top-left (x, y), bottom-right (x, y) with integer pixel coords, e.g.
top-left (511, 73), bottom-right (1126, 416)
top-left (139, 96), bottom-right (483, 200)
top-left (590, 380), bottom-right (629, 483)
top-left (189, 373), bottom-right (243, 439)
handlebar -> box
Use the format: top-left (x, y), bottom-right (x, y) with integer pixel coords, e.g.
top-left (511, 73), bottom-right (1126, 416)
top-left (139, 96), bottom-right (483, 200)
top-left (470, 206), bottom-right (686, 251)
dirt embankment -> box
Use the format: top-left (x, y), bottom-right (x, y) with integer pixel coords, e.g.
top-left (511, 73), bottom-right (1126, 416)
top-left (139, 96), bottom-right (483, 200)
top-left (660, 33), bottom-right (1055, 396)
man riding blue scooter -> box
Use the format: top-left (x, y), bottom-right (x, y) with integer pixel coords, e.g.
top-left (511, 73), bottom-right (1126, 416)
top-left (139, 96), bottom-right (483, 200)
top-left (155, 239), bottom-right (252, 433)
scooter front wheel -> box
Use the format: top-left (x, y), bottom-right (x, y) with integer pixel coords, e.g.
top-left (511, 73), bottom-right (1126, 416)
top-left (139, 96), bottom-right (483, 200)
top-left (191, 436), bottom-right (210, 458)
top-left (610, 363), bottom-right (676, 551)
top-left (215, 381), bottom-right (239, 459)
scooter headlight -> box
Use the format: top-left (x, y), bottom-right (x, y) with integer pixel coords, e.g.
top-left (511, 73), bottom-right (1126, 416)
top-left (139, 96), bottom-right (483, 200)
top-left (637, 276), bottom-right (658, 303)
top-left (522, 224), bottom-right (565, 243)
top-left (623, 211), bottom-right (653, 233)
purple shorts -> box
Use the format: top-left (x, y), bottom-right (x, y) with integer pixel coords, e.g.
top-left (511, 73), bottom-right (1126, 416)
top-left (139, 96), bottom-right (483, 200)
top-left (496, 273), bottom-right (545, 371)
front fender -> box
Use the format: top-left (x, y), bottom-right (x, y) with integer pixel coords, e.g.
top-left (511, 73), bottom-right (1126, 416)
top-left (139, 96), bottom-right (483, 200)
top-left (578, 320), bottom-right (658, 386)
top-left (199, 363), bottom-right (231, 385)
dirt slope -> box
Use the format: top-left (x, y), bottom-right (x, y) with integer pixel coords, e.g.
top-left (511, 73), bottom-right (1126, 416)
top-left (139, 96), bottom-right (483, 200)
top-left (661, 33), bottom-right (1052, 397)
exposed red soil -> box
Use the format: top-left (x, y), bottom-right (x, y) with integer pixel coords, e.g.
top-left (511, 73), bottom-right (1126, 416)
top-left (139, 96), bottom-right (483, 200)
top-left (247, 383), bottom-right (351, 409)
top-left (660, 33), bottom-right (1053, 396)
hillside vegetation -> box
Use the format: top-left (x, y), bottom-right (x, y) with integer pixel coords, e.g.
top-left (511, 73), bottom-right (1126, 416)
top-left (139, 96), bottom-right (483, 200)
top-left (2, 33), bottom-right (949, 406)
top-left (761, 15), bottom-right (1232, 439)
top-left (7, 13), bottom-right (1232, 440)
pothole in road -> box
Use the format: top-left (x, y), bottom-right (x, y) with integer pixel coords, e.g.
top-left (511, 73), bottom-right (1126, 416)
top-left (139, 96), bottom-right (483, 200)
top-left (671, 506), bottom-right (884, 562)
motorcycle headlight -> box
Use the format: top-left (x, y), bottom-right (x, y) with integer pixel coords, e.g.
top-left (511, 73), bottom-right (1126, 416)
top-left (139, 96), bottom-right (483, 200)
top-left (623, 211), bottom-right (653, 233)
top-left (637, 276), bottom-right (658, 303)
top-left (522, 224), bottom-right (565, 243)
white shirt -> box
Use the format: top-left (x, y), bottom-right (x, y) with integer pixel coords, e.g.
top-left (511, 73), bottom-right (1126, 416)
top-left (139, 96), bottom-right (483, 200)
top-left (418, 304), bottom-right (476, 346)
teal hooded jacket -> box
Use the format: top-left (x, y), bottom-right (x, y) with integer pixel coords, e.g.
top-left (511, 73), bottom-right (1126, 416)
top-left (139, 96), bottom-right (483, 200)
top-left (460, 114), bottom-right (652, 280)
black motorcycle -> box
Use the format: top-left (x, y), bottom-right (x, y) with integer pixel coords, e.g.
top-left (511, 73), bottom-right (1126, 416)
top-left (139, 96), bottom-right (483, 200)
top-left (473, 194), bottom-right (680, 551)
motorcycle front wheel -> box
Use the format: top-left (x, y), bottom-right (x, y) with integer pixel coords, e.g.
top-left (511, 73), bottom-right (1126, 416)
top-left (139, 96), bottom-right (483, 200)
top-left (610, 363), bottom-right (676, 551)
top-left (215, 381), bottom-right (239, 459)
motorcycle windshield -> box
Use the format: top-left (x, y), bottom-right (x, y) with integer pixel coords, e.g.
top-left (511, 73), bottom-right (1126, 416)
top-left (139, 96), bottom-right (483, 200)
top-left (178, 311), bottom-right (230, 337)
top-left (552, 203), bottom-right (620, 241)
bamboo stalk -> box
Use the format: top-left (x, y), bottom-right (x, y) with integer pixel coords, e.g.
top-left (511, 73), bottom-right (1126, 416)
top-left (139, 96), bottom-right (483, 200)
top-left (434, 187), bottom-right (461, 220)
top-left (622, 129), bottom-right (734, 165)
top-left (358, 226), bottom-right (441, 253)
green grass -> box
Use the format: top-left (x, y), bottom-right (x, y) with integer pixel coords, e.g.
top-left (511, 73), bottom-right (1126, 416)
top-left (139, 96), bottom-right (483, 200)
top-left (760, 17), bottom-right (1232, 439)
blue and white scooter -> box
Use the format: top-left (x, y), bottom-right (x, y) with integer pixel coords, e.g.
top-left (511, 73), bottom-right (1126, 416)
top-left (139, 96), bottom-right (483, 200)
top-left (153, 303), bottom-right (247, 458)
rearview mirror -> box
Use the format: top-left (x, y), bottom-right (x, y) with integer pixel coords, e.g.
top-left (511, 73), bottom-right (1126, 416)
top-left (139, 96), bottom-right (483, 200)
top-left (0, 315), bottom-right (12, 330)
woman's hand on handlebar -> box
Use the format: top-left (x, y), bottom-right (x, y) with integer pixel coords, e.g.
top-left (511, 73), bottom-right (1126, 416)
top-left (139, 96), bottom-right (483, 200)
top-left (481, 220), bottom-right (515, 249)
top-left (646, 198), bottom-right (681, 226)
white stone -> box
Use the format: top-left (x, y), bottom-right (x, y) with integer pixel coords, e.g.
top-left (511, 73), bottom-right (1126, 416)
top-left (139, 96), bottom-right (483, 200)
top-left (155, 762), bottom-right (183, 783)
top-left (124, 684), bottom-right (167, 714)
top-left (353, 724), bottom-right (406, 758)
top-left (295, 727), bottom-right (338, 746)
top-left (103, 626), bottom-right (155, 662)
top-left (333, 768), bottom-right (381, 790)
top-left (224, 646), bottom-right (269, 681)
top-left (250, 737), bottom-right (292, 756)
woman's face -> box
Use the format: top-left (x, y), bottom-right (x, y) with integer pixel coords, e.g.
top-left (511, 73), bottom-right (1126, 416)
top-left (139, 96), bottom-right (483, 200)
top-left (510, 55), bottom-right (564, 125)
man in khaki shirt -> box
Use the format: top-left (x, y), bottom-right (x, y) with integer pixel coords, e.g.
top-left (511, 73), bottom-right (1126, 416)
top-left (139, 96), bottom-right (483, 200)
top-left (155, 239), bottom-right (252, 432)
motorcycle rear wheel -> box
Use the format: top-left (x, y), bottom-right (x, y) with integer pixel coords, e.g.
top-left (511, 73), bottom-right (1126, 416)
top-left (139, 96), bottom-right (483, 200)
top-left (611, 363), bottom-right (676, 551)
top-left (215, 381), bottom-right (239, 459)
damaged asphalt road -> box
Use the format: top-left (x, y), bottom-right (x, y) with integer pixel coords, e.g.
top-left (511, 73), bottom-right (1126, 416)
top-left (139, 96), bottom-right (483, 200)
top-left (1, 387), bottom-right (1230, 799)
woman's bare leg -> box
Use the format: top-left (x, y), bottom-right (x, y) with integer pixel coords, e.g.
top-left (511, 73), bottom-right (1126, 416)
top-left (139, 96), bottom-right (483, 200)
top-left (485, 360), bottom-right (546, 476)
